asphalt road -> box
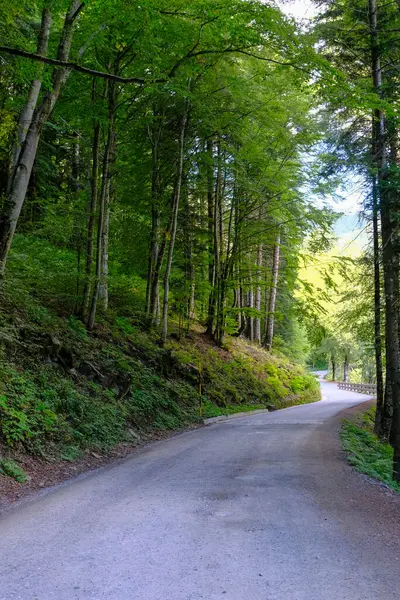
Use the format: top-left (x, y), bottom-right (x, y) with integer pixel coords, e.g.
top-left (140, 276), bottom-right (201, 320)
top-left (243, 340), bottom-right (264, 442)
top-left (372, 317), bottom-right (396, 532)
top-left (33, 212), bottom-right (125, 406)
top-left (1, 379), bottom-right (400, 600)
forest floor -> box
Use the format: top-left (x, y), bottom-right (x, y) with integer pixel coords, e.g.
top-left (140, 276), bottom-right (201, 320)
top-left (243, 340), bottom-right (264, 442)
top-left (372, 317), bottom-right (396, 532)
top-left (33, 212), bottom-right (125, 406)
top-left (3, 381), bottom-right (400, 600)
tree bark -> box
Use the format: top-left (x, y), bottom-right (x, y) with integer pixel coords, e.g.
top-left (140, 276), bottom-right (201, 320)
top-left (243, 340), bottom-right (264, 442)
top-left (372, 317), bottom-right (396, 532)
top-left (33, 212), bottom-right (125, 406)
top-left (372, 174), bottom-right (384, 436)
top-left (264, 232), bottom-right (281, 351)
top-left (81, 117), bottom-right (100, 318)
top-left (87, 81), bottom-right (117, 330)
top-left (255, 241), bottom-right (263, 345)
top-left (369, 0), bottom-right (400, 476)
top-left (7, 3), bottom-right (52, 193)
top-left (146, 112), bottom-right (163, 318)
top-left (343, 357), bottom-right (349, 382)
top-left (205, 140), bottom-right (216, 336)
top-left (0, 1), bottom-right (84, 277)
top-left (160, 99), bottom-right (189, 345)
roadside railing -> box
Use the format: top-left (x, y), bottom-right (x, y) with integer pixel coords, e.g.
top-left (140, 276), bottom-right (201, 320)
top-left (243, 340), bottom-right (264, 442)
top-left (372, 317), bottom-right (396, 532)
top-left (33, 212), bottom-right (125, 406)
top-left (337, 382), bottom-right (377, 395)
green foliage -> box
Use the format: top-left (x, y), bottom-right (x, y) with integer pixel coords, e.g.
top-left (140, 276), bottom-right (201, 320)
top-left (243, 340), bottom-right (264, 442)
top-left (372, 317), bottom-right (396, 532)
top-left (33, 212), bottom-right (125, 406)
top-left (0, 459), bottom-right (28, 483)
top-left (67, 316), bottom-right (88, 341)
top-left (341, 409), bottom-right (400, 494)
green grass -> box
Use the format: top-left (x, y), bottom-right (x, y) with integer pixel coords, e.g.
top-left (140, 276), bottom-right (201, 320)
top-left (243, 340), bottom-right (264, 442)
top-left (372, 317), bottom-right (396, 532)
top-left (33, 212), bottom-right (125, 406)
top-left (341, 408), bottom-right (400, 493)
top-left (0, 459), bottom-right (28, 483)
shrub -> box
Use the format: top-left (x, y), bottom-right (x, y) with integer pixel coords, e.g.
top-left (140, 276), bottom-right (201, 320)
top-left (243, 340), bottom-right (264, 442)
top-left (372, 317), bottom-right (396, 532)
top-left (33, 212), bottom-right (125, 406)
top-left (0, 459), bottom-right (28, 483)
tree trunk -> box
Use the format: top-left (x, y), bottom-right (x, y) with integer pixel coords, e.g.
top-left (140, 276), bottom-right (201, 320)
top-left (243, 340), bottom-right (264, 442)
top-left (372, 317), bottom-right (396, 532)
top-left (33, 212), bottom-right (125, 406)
top-left (264, 232), bottom-right (281, 351)
top-left (255, 241), bottom-right (263, 345)
top-left (205, 140), bottom-right (216, 336)
top-left (247, 284), bottom-right (254, 342)
top-left (0, 0), bottom-right (84, 277)
top-left (81, 118), bottom-right (100, 318)
top-left (98, 201), bottom-right (110, 309)
top-left (160, 99), bottom-right (189, 345)
top-left (8, 3), bottom-right (52, 192)
top-left (146, 114), bottom-right (162, 318)
top-left (372, 174), bottom-right (384, 436)
top-left (332, 358), bottom-right (336, 382)
top-left (343, 358), bottom-right (349, 383)
top-left (87, 81), bottom-right (117, 330)
top-left (369, 0), bottom-right (400, 477)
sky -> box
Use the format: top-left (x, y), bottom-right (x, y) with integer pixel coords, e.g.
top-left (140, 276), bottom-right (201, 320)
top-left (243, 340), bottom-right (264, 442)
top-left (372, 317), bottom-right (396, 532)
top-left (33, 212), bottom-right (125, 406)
top-left (278, 1), bottom-right (367, 251)
top-left (278, 0), bottom-right (318, 21)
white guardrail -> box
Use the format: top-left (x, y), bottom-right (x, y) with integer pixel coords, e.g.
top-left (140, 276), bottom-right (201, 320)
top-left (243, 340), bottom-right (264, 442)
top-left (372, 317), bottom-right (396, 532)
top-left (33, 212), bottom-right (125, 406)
top-left (337, 382), bottom-right (377, 395)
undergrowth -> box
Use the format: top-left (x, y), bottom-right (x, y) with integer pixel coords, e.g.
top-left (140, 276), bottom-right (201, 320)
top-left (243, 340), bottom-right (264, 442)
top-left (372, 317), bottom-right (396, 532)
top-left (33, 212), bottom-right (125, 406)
top-left (341, 408), bottom-right (400, 493)
top-left (0, 234), bottom-right (320, 483)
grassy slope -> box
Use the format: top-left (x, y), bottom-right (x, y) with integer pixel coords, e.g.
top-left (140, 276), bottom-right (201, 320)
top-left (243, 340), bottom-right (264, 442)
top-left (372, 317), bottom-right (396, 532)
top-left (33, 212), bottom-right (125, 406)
top-left (341, 408), bottom-right (400, 493)
top-left (0, 235), bottom-right (320, 485)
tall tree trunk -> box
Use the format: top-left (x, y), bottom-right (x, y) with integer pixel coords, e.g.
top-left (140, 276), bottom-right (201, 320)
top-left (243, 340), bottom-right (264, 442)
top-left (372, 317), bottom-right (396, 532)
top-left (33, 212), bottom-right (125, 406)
top-left (211, 140), bottom-right (223, 341)
top-left (8, 3), bottom-right (52, 192)
top-left (332, 358), bottom-right (336, 382)
top-left (146, 114), bottom-right (162, 318)
top-left (246, 282), bottom-right (255, 342)
top-left (343, 357), bottom-right (349, 382)
top-left (0, 1), bottom-right (84, 277)
top-left (98, 201), bottom-right (110, 309)
top-left (160, 99), bottom-right (189, 345)
top-left (81, 117), bottom-right (100, 318)
top-left (372, 174), bottom-right (384, 436)
top-left (255, 241), bottom-right (263, 345)
top-left (369, 0), bottom-right (400, 477)
top-left (184, 191), bottom-right (195, 330)
top-left (206, 140), bottom-right (216, 336)
top-left (70, 132), bottom-right (83, 314)
top-left (87, 82), bottom-right (117, 330)
top-left (264, 232), bottom-right (281, 351)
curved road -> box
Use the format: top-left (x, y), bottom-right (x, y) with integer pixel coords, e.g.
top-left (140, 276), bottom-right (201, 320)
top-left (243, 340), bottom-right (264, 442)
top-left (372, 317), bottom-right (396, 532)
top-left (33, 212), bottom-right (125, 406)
top-left (1, 380), bottom-right (400, 599)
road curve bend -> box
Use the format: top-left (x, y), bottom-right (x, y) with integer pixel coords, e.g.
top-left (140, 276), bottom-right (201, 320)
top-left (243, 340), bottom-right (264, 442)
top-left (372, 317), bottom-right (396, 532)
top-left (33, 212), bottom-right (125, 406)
top-left (1, 379), bottom-right (400, 600)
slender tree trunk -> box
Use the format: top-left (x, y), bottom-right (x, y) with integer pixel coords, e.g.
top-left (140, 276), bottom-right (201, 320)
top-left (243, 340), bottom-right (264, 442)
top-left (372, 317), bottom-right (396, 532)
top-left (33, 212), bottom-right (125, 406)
top-left (160, 99), bottom-right (189, 345)
top-left (247, 282), bottom-right (255, 342)
top-left (369, 0), bottom-right (400, 476)
top-left (343, 357), bottom-right (349, 382)
top-left (212, 141), bottom-right (223, 341)
top-left (8, 3), bottom-right (52, 192)
top-left (150, 231), bottom-right (168, 325)
top-left (332, 358), bottom-right (336, 382)
top-left (98, 202), bottom-right (110, 309)
top-left (146, 116), bottom-right (162, 317)
top-left (206, 140), bottom-right (216, 336)
top-left (255, 241), bottom-right (263, 345)
top-left (184, 191), bottom-right (195, 330)
top-left (87, 82), bottom-right (117, 330)
top-left (0, 1), bottom-right (84, 277)
top-left (70, 132), bottom-right (83, 314)
top-left (81, 118), bottom-right (100, 318)
top-left (372, 174), bottom-right (384, 435)
top-left (264, 232), bottom-right (281, 351)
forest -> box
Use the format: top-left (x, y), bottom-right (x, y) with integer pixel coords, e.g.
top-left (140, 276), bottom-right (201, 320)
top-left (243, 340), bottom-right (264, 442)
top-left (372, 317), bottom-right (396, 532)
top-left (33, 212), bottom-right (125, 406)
top-left (0, 0), bottom-right (400, 486)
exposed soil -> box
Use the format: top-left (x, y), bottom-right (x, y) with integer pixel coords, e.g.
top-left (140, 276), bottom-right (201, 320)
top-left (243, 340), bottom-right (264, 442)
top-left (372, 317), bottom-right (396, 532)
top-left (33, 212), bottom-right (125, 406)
top-left (308, 399), bottom-right (400, 551)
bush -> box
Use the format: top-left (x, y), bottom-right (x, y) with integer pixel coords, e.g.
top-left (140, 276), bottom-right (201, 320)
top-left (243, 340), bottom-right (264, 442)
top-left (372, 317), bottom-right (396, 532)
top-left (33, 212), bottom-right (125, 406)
top-left (0, 459), bottom-right (28, 483)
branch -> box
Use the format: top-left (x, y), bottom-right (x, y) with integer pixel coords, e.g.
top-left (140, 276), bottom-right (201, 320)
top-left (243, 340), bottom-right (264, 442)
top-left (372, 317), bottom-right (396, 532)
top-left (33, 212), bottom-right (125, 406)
top-left (68, 2), bottom-right (85, 24)
top-left (0, 46), bottom-right (149, 84)
top-left (0, 43), bottom-right (309, 85)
